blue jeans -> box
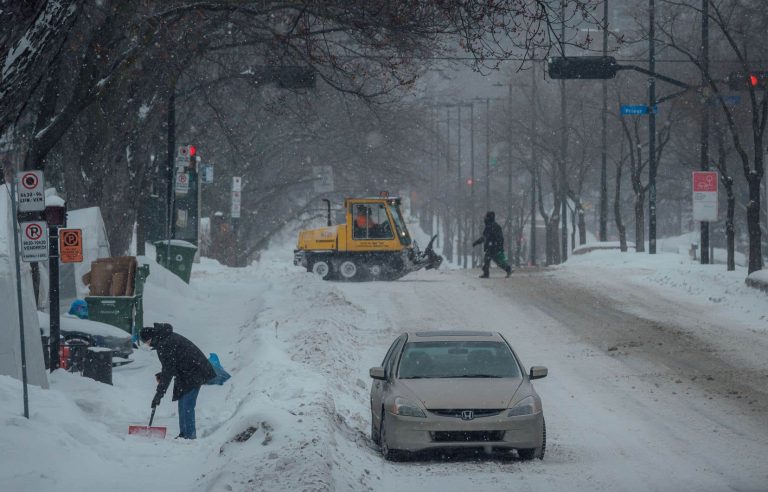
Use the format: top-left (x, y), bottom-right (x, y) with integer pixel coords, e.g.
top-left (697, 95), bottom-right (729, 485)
top-left (178, 386), bottom-right (200, 439)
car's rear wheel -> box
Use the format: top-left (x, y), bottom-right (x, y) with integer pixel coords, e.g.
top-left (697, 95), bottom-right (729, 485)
top-left (380, 411), bottom-right (405, 461)
top-left (518, 418), bottom-right (546, 461)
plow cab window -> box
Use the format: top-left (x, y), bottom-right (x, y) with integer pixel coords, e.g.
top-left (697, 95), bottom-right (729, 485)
top-left (352, 203), bottom-right (393, 240)
top-left (388, 203), bottom-right (412, 246)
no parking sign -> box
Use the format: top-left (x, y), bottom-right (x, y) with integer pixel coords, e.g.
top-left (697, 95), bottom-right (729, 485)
top-left (16, 171), bottom-right (45, 212)
top-left (20, 221), bottom-right (49, 262)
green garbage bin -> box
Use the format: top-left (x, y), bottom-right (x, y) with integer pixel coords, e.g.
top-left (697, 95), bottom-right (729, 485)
top-left (85, 264), bottom-right (150, 342)
top-left (154, 239), bottom-right (197, 283)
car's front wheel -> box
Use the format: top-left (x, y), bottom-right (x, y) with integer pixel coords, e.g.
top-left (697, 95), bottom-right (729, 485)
top-left (380, 411), bottom-right (405, 461)
top-left (517, 418), bottom-right (546, 461)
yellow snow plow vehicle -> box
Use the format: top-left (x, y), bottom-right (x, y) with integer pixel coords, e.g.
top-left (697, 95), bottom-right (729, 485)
top-left (294, 196), bottom-right (442, 280)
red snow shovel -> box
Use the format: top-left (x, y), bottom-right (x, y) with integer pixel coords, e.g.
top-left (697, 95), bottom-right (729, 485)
top-left (129, 407), bottom-right (167, 439)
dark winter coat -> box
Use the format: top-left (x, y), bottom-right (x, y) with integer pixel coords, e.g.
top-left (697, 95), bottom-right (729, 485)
top-left (152, 324), bottom-right (216, 402)
top-left (474, 212), bottom-right (505, 254)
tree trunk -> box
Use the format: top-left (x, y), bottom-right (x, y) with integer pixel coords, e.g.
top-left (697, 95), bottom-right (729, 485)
top-left (746, 174), bottom-right (763, 273)
top-left (726, 184), bottom-right (735, 271)
top-left (615, 164), bottom-right (627, 253)
top-left (578, 207), bottom-right (586, 245)
top-left (634, 192), bottom-right (645, 253)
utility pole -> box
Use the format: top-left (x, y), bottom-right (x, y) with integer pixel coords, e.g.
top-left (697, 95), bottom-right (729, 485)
top-left (446, 106), bottom-right (452, 263)
top-left (165, 92), bottom-right (176, 265)
top-left (530, 62), bottom-right (538, 266)
top-left (507, 81), bottom-right (514, 264)
top-left (648, 0), bottom-right (657, 254)
top-left (457, 104), bottom-right (464, 268)
top-left (700, 0), bottom-right (710, 264)
top-left (560, 1), bottom-right (569, 263)
top-left (600, 0), bottom-right (609, 241)
top-left (434, 106), bottom-right (440, 247)
top-left (485, 97), bottom-right (491, 212)
top-left (470, 102), bottom-right (476, 268)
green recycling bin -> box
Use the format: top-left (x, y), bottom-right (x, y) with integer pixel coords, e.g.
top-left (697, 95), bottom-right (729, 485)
top-left (85, 264), bottom-right (150, 342)
top-left (154, 240), bottom-right (197, 284)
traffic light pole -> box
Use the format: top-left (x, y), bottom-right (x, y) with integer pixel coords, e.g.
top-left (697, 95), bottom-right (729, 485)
top-left (648, 0), bottom-right (657, 255)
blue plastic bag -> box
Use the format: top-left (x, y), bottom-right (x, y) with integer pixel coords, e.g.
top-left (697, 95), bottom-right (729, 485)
top-left (206, 353), bottom-right (231, 385)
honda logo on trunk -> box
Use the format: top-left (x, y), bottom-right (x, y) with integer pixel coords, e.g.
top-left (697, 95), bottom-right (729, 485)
top-left (461, 410), bottom-right (474, 420)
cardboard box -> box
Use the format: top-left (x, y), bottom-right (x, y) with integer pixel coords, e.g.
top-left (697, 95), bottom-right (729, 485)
top-left (82, 256), bottom-right (138, 296)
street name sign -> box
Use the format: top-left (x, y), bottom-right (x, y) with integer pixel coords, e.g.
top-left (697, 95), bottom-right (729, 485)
top-left (620, 105), bottom-right (658, 116)
top-left (692, 171), bottom-right (718, 221)
top-left (16, 171), bottom-right (45, 212)
top-left (59, 229), bottom-right (83, 263)
top-left (20, 221), bottom-right (49, 262)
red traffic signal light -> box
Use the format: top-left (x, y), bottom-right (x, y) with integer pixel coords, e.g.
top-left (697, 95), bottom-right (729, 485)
top-left (728, 71), bottom-right (767, 90)
top-left (188, 145), bottom-right (196, 156)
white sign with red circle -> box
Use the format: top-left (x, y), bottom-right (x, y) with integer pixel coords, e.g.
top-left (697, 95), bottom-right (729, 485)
top-left (20, 220), bottom-right (49, 262)
top-left (692, 171), bottom-right (718, 221)
top-left (16, 171), bottom-right (45, 212)
top-left (175, 171), bottom-right (189, 195)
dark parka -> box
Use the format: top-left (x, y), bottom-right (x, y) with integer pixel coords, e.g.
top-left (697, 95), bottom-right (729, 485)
top-left (152, 324), bottom-right (216, 402)
top-left (474, 211), bottom-right (505, 254)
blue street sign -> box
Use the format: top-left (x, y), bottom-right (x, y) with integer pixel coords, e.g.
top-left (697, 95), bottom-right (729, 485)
top-left (620, 105), bottom-right (658, 115)
top-left (716, 95), bottom-right (741, 106)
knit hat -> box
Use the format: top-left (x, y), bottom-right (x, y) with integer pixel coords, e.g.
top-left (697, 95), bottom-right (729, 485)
top-left (139, 326), bottom-right (156, 342)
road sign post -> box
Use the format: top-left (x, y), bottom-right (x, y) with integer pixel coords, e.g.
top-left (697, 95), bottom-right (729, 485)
top-left (8, 171), bottom-right (30, 418)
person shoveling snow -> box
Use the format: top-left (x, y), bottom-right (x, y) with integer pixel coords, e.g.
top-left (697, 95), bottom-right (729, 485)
top-left (140, 323), bottom-right (216, 440)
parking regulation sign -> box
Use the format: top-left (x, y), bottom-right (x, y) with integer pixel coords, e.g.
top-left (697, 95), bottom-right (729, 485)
top-left (692, 171), bottom-right (718, 221)
top-left (175, 171), bottom-right (190, 195)
top-left (20, 221), bottom-right (49, 262)
top-left (59, 229), bottom-right (83, 263)
top-left (16, 171), bottom-right (45, 212)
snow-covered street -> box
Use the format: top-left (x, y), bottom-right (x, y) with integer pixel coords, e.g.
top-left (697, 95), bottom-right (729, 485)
top-left (2, 245), bottom-right (767, 492)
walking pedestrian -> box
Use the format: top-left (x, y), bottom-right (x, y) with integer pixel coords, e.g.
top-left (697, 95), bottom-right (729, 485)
top-left (472, 211), bottom-right (513, 278)
top-left (140, 323), bottom-right (216, 439)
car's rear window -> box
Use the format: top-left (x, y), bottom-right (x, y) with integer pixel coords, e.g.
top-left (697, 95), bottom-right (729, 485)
top-left (398, 341), bottom-right (521, 379)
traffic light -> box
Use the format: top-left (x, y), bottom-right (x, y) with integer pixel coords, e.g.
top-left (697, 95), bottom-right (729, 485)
top-left (189, 145), bottom-right (197, 170)
top-left (727, 71), bottom-right (768, 90)
top-left (466, 178), bottom-right (474, 186)
top-left (548, 56), bottom-right (618, 80)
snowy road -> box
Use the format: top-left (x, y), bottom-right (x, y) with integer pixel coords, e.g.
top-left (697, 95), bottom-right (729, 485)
top-left (3, 251), bottom-right (768, 492)
top-left (205, 253), bottom-right (768, 492)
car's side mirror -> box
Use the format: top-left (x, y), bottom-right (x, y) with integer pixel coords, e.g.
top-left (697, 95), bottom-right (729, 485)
top-left (529, 366), bottom-right (548, 380)
top-left (369, 366), bottom-right (386, 380)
